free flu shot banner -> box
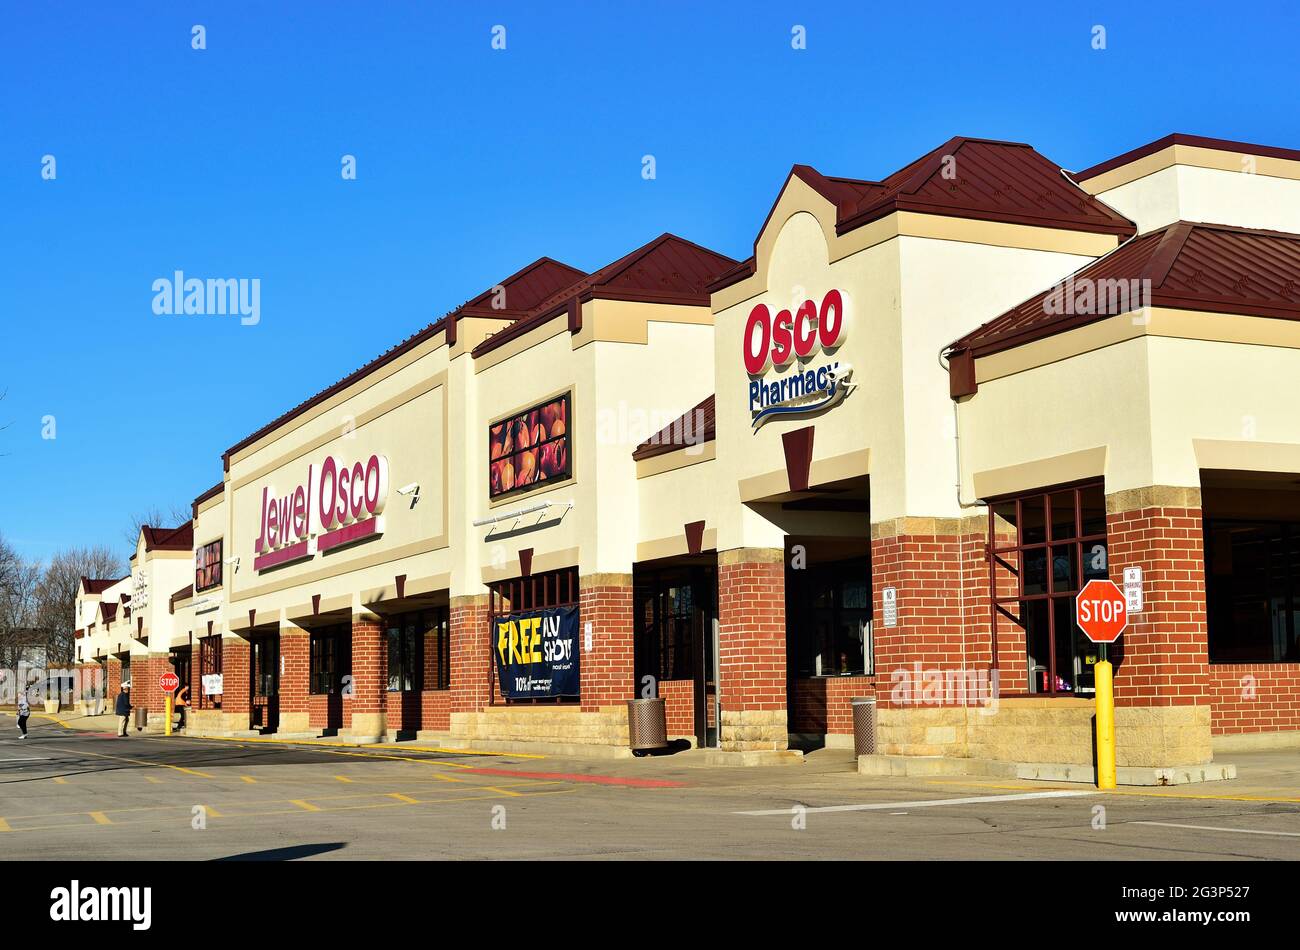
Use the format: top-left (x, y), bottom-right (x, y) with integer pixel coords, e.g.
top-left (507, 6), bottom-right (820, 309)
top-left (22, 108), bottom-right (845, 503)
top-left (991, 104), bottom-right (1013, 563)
top-left (494, 605), bottom-right (580, 699)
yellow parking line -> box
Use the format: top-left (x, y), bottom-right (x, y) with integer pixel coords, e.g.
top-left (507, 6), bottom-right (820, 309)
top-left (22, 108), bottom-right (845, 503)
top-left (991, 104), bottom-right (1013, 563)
top-left (174, 733), bottom-right (544, 758)
top-left (289, 799), bottom-right (321, 812)
top-left (0, 817), bottom-right (11, 832)
top-left (59, 745), bottom-right (212, 778)
top-left (483, 786), bottom-right (522, 797)
top-left (388, 793), bottom-right (419, 804)
top-left (334, 775), bottom-right (353, 783)
top-left (145, 776), bottom-right (162, 784)
top-left (925, 778), bottom-right (1300, 804)
top-left (241, 776), bottom-right (257, 784)
top-left (434, 772), bottom-right (467, 783)
top-left (89, 811), bottom-right (112, 825)
top-left (203, 804), bottom-right (223, 818)
top-left (2, 711), bottom-right (74, 729)
top-left (53, 777), bottom-right (67, 785)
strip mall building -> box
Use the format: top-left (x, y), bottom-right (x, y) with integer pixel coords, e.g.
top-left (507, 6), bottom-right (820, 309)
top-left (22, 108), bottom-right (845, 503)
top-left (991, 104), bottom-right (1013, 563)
top-left (76, 133), bottom-right (1300, 769)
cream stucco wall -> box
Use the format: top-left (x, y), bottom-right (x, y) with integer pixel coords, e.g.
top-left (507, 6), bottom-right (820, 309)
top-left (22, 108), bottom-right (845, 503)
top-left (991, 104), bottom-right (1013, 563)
top-left (960, 330), bottom-right (1300, 500)
top-left (1092, 151), bottom-right (1300, 234)
top-left (470, 301), bottom-right (715, 581)
top-left (711, 195), bottom-right (1113, 548)
top-left (224, 334), bottom-right (452, 622)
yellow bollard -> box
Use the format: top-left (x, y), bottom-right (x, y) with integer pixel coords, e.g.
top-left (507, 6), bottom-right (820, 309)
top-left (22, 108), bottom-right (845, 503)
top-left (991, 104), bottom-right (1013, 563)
top-left (1094, 660), bottom-right (1116, 789)
top-left (165, 695), bottom-right (173, 737)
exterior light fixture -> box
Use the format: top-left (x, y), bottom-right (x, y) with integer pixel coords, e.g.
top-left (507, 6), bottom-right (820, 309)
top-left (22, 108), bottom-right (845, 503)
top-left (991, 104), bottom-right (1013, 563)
top-left (472, 499), bottom-right (573, 528)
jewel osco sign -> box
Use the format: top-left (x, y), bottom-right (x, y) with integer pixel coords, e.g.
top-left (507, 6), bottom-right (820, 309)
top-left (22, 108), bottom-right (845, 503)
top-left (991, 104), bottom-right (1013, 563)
top-left (743, 287), bottom-right (853, 430)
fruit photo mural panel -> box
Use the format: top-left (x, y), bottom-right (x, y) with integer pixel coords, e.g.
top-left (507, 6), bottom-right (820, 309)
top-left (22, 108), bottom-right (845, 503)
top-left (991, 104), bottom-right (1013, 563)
top-left (489, 393), bottom-right (570, 499)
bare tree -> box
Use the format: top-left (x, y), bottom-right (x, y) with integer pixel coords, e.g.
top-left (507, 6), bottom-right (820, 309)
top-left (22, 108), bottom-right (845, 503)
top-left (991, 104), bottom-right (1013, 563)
top-left (36, 545), bottom-right (125, 667)
top-left (0, 532), bottom-right (41, 671)
top-left (121, 503), bottom-right (192, 548)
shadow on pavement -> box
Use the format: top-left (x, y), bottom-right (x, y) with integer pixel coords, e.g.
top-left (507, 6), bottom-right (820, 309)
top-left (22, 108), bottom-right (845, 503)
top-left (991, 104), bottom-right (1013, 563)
top-left (213, 843), bottom-right (347, 862)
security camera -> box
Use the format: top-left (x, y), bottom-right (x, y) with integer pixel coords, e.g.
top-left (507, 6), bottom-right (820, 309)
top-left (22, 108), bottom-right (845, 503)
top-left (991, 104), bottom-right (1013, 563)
top-left (224, 556), bottom-right (240, 572)
top-left (397, 483), bottom-right (420, 507)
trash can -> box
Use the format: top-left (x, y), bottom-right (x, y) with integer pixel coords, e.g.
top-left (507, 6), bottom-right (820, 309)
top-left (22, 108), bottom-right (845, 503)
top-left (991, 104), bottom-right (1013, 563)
top-left (134, 707), bottom-right (149, 730)
top-left (851, 696), bottom-right (877, 757)
top-left (627, 698), bottom-right (668, 755)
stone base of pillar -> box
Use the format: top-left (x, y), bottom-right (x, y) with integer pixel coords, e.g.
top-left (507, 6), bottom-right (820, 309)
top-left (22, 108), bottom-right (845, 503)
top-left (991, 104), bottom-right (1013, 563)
top-left (719, 709), bottom-right (787, 752)
top-left (277, 712), bottom-right (311, 734)
top-left (346, 712), bottom-right (386, 744)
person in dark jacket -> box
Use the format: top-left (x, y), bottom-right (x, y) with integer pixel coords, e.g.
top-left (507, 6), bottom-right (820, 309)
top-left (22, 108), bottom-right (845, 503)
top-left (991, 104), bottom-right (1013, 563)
top-left (115, 687), bottom-right (131, 738)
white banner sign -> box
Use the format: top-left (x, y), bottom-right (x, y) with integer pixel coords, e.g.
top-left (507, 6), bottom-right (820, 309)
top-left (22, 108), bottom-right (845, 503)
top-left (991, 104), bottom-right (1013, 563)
top-left (201, 673), bottom-right (224, 696)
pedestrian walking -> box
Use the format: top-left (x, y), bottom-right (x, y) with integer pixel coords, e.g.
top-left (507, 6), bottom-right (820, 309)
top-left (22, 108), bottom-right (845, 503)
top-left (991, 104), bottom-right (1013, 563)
top-left (115, 686), bottom-right (132, 737)
top-left (16, 689), bottom-right (30, 738)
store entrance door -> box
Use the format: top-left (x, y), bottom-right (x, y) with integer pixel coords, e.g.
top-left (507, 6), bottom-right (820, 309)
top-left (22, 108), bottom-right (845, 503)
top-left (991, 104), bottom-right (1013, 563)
top-left (634, 561), bottom-right (719, 749)
top-left (249, 631), bottom-right (279, 734)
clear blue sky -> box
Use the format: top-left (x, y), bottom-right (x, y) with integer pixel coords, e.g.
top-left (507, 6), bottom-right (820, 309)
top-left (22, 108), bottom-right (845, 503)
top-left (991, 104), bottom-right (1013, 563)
top-left (2, 1), bottom-right (1298, 563)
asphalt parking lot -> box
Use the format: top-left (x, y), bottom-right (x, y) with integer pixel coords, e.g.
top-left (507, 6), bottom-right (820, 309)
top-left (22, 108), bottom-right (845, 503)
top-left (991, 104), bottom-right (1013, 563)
top-left (2, 715), bottom-right (1299, 860)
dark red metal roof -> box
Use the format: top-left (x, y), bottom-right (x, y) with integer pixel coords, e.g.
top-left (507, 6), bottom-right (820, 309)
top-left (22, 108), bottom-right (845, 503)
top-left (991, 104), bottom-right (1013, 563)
top-left (632, 393), bottom-right (716, 461)
top-left (840, 137), bottom-right (1135, 236)
top-left (222, 258), bottom-right (586, 468)
top-left (472, 234), bottom-right (737, 358)
top-left (1073, 133), bottom-right (1300, 182)
top-left (81, 577), bottom-right (118, 595)
top-left (169, 585), bottom-right (194, 613)
top-left (142, 522), bottom-right (194, 552)
top-left (947, 221), bottom-right (1300, 360)
top-left (710, 138), bottom-right (1136, 295)
top-left (101, 602), bottom-right (118, 623)
top-left (191, 481), bottom-right (224, 518)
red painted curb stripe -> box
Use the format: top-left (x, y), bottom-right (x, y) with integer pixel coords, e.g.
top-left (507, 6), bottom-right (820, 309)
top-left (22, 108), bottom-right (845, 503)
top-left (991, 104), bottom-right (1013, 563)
top-left (461, 766), bottom-right (685, 788)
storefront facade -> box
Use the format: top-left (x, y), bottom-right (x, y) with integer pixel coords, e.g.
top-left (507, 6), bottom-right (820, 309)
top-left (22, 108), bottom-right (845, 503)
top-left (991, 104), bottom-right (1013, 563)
top-left (76, 133), bottom-right (1300, 768)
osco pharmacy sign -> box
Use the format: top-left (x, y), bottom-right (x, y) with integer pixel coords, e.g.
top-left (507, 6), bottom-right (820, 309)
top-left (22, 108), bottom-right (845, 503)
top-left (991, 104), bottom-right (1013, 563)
top-left (743, 288), bottom-right (853, 429)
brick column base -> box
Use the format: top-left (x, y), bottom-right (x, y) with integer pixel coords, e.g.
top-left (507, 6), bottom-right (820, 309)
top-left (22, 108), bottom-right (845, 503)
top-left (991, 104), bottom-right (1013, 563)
top-left (279, 624), bottom-right (310, 734)
top-left (718, 548), bottom-right (786, 751)
top-left (1107, 489), bottom-right (1209, 708)
top-left (579, 574), bottom-right (634, 713)
top-left (450, 595), bottom-right (490, 715)
top-left (347, 613), bottom-right (387, 741)
top-left (220, 636), bottom-right (250, 733)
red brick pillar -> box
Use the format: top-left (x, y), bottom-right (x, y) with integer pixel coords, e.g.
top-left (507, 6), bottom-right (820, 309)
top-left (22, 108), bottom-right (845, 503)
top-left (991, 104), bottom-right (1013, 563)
top-left (869, 519), bottom-right (973, 705)
top-left (188, 641), bottom-right (202, 712)
top-left (579, 574), bottom-right (634, 713)
top-left (106, 657), bottom-right (123, 706)
top-left (717, 548), bottom-right (787, 751)
top-left (221, 636), bottom-right (250, 732)
top-left (137, 654), bottom-right (165, 721)
top-left (347, 613), bottom-right (387, 742)
top-left (1102, 488), bottom-right (1213, 765)
top-left (450, 594), bottom-right (490, 715)
top-left (279, 623), bottom-right (310, 734)
top-left (1106, 489), bottom-right (1209, 708)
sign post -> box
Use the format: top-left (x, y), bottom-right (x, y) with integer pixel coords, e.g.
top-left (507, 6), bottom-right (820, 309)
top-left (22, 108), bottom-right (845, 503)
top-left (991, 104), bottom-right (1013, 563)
top-left (159, 671), bottom-right (180, 737)
top-left (1075, 579), bottom-right (1128, 790)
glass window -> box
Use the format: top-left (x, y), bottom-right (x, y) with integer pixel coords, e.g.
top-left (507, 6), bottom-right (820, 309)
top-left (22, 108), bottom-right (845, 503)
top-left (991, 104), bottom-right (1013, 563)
top-left (251, 637), bottom-right (278, 698)
top-left (198, 635), bottom-right (222, 710)
top-left (990, 481), bottom-right (1107, 696)
top-left (788, 556), bottom-right (872, 676)
top-left (310, 626), bottom-right (350, 695)
top-left (1205, 519), bottom-right (1300, 663)
top-left (385, 610), bottom-right (445, 693)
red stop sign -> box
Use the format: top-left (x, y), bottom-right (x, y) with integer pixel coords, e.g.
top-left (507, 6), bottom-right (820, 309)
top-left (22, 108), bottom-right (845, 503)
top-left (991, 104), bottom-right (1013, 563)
top-left (1075, 579), bottom-right (1128, 643)
top-left (159, 672), bottom-right (180, 693)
